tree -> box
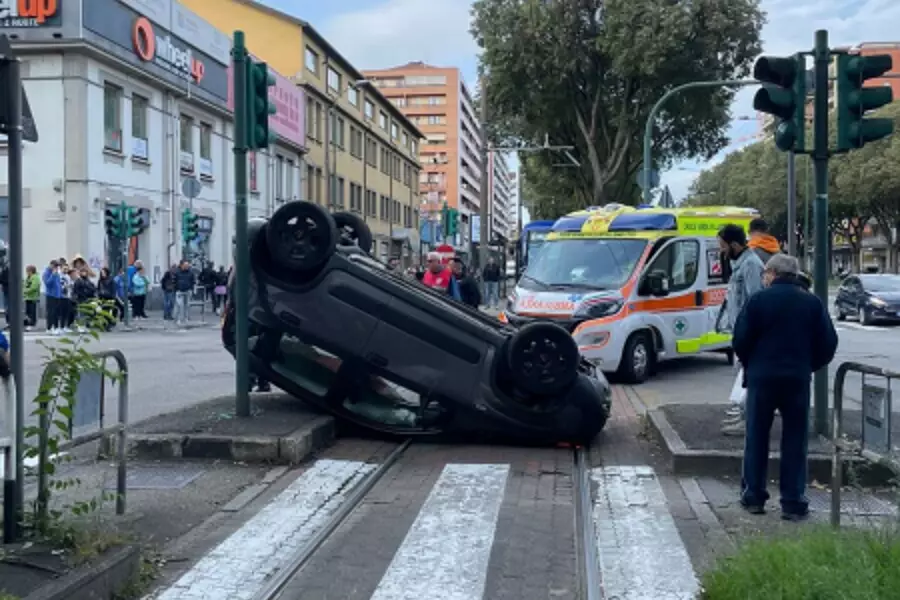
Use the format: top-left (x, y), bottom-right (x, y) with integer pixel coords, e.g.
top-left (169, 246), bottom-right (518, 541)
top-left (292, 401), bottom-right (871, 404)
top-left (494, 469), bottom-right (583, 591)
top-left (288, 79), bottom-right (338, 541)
top-left (471, 0), bottom-right (764, 208)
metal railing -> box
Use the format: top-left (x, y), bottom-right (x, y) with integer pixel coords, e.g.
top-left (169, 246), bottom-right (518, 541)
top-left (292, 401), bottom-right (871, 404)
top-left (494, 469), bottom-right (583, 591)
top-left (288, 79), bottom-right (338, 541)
top-left (36, 350), bottom-right (130, 525)
top-left (829, 361), bottom-right (900, 527)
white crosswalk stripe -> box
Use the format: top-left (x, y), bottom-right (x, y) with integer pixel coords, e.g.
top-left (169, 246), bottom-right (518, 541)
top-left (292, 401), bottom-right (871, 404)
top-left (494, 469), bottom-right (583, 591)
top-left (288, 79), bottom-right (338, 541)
top-left (146, 459), bottom-right (698, 600)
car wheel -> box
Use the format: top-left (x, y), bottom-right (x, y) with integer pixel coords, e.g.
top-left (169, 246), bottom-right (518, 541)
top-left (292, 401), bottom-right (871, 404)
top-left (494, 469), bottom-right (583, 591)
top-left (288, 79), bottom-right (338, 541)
top-left (858, 305), bottom-right (873, 326)
top-left (333, 211), bottom-right (373, 253)
top-left (506, 322), bottom-right (579, 396)
top-left (265, 201), bottom-right (337, 274)
top-left (835, 305), bottom-right (846, 321)
top-left (618, 331), bottom-right (654, 384)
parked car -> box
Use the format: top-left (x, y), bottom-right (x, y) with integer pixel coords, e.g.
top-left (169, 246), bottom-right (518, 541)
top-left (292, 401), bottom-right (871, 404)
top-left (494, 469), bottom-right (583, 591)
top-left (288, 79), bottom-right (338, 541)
top-left (221, 201), bottom-right (611, 444)
top-left (835, 273), bottom-right (900, 325)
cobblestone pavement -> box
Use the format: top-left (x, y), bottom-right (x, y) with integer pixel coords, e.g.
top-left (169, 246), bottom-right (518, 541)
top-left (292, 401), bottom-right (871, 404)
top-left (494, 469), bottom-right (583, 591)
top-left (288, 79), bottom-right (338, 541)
top-left (144, 387), bottom-right (715, 600)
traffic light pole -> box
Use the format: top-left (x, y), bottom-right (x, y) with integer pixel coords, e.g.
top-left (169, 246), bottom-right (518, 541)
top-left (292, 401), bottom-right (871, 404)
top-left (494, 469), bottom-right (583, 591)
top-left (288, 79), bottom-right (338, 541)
top-left (232, 32), bottom-right (251, 418)
top-left (642, 79), bottom-right (758, 205)
top-left (5, 55), bottom-right (24, 542)
top-left (478, 76), bottom-right (490, 270)
top-left (812, 30), bottom-right (830, 436)
top-left (787, 151), bottom-right (797, 255)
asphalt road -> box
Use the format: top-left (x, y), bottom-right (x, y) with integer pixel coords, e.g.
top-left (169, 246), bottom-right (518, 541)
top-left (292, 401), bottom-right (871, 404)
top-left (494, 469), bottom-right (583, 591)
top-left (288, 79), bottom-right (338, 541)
top-left (10, 324), bottom-right (235, 430)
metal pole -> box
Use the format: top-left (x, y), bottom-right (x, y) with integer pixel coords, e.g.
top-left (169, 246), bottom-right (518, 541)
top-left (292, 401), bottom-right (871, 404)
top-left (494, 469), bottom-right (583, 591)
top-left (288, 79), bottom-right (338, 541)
top-left (804, 158), bottom-right (811, 269)
top-left (233, 32), bottom-right (251, 417)
top-left (478, 76), bottom-right (490, 270)
top-left (787, 151), bottom-right (797, 255)
top-left (325, 104), bottom-right (331, 209)
top-left (5, 56), bottom-right (24, 540)
top-left (642, 79), bottom-right (758, 205)
top-left (813, 30), bottom-right (830, 436)
top-left (121, 204), bottom-right (131, 328)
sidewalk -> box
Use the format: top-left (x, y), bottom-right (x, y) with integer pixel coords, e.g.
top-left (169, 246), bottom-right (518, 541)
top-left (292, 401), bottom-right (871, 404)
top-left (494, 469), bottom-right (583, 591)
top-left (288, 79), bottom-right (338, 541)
top-left (18, 310), bottom-right (219, 338)
top-left (0, 392), bottom-right (336, 600)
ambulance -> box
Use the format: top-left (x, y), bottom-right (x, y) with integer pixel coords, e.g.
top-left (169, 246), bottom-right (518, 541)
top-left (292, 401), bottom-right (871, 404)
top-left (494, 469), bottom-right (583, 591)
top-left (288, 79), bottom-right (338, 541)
top-left (499, 206), bottom-right (759, 383)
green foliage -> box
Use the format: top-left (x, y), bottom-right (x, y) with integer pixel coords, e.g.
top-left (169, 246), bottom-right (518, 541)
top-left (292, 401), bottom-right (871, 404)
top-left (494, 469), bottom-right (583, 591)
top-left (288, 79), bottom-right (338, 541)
top-left (21, 299), bottom-right (121, 539)
top-left (687, 102), bottom-right (900, 267)
top-left (700, 526), bottom-right (900, 600)
top-left (471, 0), bottom-right (764, 217)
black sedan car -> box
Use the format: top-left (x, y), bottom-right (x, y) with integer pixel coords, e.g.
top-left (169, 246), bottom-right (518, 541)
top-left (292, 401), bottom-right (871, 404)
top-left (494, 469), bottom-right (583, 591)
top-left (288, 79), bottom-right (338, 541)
top-left (835, 274), bottom-right (900, 325)
top-left (221, 201), bottom-right (611, 444)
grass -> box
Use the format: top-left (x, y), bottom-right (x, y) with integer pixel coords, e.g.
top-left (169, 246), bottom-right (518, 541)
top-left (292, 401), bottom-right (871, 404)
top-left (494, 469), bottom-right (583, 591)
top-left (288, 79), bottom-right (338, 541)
top-left (700, 526), bottom-right (900, 599)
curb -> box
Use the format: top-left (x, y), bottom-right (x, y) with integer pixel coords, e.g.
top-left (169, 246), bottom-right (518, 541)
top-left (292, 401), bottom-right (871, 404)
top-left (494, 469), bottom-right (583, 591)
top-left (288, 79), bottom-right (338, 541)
top-left (24, 544), bottom-right (140, 600)
top-left (108, 415), bottom-right (336, 464)
top-left (645, 407), bottom-right (894, 486)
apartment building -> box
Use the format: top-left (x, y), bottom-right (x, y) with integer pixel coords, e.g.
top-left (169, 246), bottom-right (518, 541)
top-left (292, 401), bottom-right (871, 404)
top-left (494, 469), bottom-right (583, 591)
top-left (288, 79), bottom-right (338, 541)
top-left (363, 62), bottom-right (484, 250)
top-left (0, 0), bottom-right (304, 278)
top-left (488, 152), bottom-right (513, 244)
top-left (180, 0), bottom-right (423, 263)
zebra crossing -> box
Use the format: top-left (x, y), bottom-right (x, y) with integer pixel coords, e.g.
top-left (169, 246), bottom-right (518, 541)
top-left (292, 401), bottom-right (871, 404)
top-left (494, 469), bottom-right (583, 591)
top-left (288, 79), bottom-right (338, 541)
top-left (146, 457), bottom-right (699, 600)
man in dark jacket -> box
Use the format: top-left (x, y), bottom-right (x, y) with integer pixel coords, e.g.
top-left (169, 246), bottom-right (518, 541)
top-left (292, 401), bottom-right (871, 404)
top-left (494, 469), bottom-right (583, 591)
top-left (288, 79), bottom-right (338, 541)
top-left (732, 253), bottom-right (838, 521)
top-left (450, 258), bottom-right (481, 309)
top-left (174, 260), bottom-right (196, 326)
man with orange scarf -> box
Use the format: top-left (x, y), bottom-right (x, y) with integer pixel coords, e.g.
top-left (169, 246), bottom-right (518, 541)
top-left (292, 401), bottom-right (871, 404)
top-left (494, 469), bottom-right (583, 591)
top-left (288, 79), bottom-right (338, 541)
top-left (747, 218), bottom-right (781, 265)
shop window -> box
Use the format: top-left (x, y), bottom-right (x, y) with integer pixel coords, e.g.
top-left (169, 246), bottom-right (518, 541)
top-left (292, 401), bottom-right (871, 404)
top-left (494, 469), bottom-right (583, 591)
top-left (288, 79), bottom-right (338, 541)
top-left (103, 83), bottom-right (122, 152)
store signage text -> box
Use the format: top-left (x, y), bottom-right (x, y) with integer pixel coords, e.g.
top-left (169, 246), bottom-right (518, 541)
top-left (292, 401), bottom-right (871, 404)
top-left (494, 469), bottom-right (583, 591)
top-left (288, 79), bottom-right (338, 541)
top-left (132, 16), bottom-right (205, 83)
top-left (0, 0), bottom-right (57, 26)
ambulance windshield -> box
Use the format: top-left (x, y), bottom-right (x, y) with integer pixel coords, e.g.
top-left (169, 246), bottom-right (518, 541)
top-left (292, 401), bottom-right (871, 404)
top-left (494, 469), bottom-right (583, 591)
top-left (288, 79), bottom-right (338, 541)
top-left (522, 238), bottom-right (647, 290)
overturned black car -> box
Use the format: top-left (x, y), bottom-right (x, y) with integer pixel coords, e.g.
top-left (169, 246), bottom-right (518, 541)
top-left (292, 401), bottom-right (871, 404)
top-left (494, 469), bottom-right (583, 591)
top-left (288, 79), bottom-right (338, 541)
top-left (221, 201), bottom-right (611, 444)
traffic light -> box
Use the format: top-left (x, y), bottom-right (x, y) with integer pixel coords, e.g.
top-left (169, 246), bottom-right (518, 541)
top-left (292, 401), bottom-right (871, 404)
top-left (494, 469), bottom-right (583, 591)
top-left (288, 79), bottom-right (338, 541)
top-left (447, 208), bottom-right (458, 237)
top-left (835, 53), bottom-right (894, 151)
top-left (752, 54), bottom-right (807, 152)
top-left (104, 204), bottom-right (125, 239)
top-left (246, 60), bottom-right (277, 149)
top-left (182, 208), bottom-right (200, 242)
top-left (125, 207), bottom-right (146, 238)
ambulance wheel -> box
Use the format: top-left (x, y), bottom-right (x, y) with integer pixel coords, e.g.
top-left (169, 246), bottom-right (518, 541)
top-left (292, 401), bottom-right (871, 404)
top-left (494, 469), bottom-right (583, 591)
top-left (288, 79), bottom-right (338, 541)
top-left (333, 211), bottom-right (373, 253)
top-left (266, 201), bottom-right (337, 275)
top-left (725, 349), bottom-right (735, 366)
top-left (618, 331), bottom-right (654, 384)
top-left (506, 322), bottom-right (579, 396)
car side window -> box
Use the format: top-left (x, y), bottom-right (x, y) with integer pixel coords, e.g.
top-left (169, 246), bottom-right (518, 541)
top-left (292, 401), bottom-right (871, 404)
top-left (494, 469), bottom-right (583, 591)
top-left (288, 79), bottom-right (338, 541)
top-left (645, 239), bottom-right (700, 293)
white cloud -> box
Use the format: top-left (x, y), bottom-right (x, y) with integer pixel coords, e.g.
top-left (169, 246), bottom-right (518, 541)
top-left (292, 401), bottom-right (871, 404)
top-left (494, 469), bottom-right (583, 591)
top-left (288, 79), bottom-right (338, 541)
top-left (320, 0), bottom-right (478, 81)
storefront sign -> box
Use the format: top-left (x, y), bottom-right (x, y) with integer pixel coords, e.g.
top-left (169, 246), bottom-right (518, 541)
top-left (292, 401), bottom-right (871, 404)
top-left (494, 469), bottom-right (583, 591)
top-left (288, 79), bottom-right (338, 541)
top-left (133, 16), bottom-right (205, 83)
top-left (0, 0), bottom-right (60, 27)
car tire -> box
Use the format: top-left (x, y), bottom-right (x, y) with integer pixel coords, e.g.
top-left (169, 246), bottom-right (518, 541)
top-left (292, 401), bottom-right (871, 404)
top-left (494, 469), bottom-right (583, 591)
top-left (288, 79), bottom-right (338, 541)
top-left (506, 322), bottom-right (579, 396)
top-left (333, 211), bottom-right (373, 253)
top-left (265, 201), bottom-right (337, 275)
top-left (858, 305), bottom-right (873, 326)
top-left (618, 331), bottom-right (654, 384)
top-left (835, 305), bottom-right (846, 321)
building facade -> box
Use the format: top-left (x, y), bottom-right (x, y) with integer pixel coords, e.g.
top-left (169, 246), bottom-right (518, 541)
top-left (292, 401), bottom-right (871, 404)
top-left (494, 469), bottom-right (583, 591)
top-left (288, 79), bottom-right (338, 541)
top-left (362, 62), bottom-right (483, 252)
top-left (179, 0), bottom-right (423, 264)
top-left (487, 152), bottom-right (513, 244)
top-left (0, 0), bottom-right (305, 280)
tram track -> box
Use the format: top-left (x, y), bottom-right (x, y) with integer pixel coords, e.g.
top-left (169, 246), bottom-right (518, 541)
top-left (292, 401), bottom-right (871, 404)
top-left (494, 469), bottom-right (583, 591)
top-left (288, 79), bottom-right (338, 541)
top-left (252, 440), bottom-right (603, 600)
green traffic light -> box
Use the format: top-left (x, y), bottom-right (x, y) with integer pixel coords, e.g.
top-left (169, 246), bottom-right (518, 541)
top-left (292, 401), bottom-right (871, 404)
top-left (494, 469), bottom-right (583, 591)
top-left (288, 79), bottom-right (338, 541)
top-left (752, 54), bottom-right (806, 153)
top-left (774, 121), bottom-right (797, 152)
top-left (753, 85), bottom-right (796, 120)
top-left (836, 53), bottom-right (895, 151)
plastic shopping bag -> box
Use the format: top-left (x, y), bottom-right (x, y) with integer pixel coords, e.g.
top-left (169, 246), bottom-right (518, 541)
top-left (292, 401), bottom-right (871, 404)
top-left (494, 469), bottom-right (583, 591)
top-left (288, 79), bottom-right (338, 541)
top-left (729, 367), bottom-right (746, 405)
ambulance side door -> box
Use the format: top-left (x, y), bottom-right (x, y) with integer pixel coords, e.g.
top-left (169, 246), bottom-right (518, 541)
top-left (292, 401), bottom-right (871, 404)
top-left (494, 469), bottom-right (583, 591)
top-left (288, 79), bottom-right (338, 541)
top-left (703, 239), bottom-right (730, 345)
top-left (637, 237), bottom-right (704, 355)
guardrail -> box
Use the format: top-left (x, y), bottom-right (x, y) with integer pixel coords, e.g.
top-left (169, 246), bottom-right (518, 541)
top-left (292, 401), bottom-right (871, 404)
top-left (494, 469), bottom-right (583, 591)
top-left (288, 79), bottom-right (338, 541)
top-left (35, 350), bottom-right (130, 525)
top-left (829, 361), bottom-right (900, 527)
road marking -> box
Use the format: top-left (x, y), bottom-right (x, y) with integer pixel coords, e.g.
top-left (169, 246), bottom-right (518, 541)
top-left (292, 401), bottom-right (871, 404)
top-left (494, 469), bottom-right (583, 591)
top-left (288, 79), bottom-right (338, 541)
top-left (592, 466), bottom-right (698, 600)
top-left (835, 321), bottom-right (895, 333)
top-left (149, 459), bottom-right (376, 600)
top-left (369, 463), bottom-right (510, 600)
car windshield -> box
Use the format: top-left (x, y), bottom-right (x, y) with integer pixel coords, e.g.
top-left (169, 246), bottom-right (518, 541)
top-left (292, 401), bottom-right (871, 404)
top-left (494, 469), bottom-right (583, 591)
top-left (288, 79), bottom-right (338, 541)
top-left (259, 333), bottom-right (439, 431)
top-left (861, 275), bottom-right (900, 292)
top-left (523, 238), bottom-right (647, 290)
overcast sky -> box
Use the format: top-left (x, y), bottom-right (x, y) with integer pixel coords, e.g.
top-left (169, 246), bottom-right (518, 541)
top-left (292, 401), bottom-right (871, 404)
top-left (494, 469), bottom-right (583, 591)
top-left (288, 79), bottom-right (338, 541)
top-left (263, 0), bottom-right (896, 212)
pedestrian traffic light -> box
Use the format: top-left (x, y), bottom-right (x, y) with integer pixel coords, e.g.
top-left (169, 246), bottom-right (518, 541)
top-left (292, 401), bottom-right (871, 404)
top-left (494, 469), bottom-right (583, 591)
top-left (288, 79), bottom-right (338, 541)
top-left (246, 60), bottom-right (277, 150)
top-left (182, 208), bottom-right (200, 242)
top-left (835, 53), bottom-right (894, 151)
top-left (752, 54), bottom-right (807, 152)
top-left (125, 206), bottom-right (146, 238)
top-left (104, 204), bottom-right (125, 239)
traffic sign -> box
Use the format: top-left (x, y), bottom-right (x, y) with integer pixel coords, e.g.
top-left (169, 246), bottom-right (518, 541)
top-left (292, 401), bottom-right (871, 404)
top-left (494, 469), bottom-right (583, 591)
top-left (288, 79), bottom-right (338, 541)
top-left (636, 169), bottom-right (660, 190)
top-left (182, 176), bottom-right (202, 199)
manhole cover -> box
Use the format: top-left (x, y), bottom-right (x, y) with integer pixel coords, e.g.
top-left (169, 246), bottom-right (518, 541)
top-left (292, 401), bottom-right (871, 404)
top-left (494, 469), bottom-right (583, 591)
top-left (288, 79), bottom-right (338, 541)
top-left (808, 489), bottom-right (897, 517)
top-left (106, 466), bottom-right (206, 490)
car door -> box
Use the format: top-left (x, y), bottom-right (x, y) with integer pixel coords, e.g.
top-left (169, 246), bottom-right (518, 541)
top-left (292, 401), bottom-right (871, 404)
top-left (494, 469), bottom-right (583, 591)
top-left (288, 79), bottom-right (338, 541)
top-left (835, 277), bottom-right (855, 314)
top-left (637, 237), bottom-right (705, 356)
